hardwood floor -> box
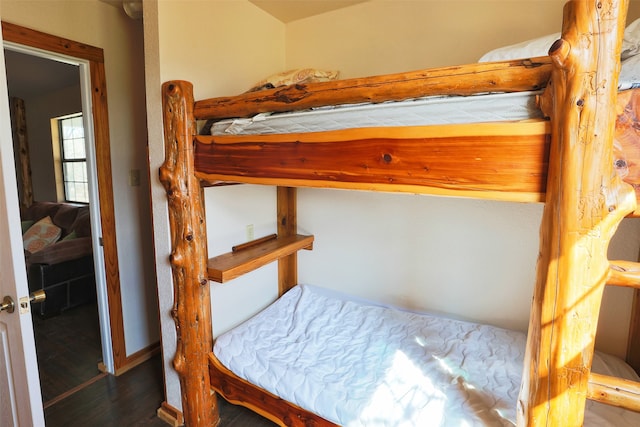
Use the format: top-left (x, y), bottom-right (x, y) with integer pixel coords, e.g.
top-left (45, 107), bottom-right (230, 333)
top-left (32, 302), bottom-right (103, 404)
top-left (44, 353), bottom-right (278, 426)
top-left (34, 302), bottom-right (277, 426)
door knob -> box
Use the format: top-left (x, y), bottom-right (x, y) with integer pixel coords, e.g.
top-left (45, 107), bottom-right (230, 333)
top-left (0, 290), bottom-right (46, 314)
top-left (30, 290), bottom-right (46, 304)
top-left (0, 296), bottom-right (15, 314)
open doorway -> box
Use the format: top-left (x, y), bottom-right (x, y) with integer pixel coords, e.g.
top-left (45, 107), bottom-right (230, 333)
top-left (4, 46), bottom-right (106, 406)
top-left (0, 19), bottom-right (138, 402)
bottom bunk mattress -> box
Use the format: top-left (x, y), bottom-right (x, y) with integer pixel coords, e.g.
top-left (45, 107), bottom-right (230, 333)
top-left (213, 285), bottom-right (640, 426)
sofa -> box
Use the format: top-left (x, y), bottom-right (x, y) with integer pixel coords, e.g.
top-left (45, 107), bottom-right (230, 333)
top-left (21, 201), bottom-right (96, 317)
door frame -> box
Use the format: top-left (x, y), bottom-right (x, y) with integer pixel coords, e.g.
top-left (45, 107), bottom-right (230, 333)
top-left (1, 22), bottom-right (126, 373)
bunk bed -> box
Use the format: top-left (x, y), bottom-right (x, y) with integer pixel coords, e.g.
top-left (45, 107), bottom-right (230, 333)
top-left (160, 1), bottom-right (640, 425)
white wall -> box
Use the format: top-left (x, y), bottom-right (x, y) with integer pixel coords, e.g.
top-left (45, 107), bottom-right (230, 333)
top-left (1, 0), bottom-right (159, 356)
top-left (147, 0), bottom-right (640, 413)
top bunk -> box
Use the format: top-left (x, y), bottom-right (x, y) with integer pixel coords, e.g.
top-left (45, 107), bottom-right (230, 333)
top-left (162, 20), bottom-right (640, 208)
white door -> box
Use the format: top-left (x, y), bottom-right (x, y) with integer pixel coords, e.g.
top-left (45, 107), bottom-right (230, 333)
top-left (0, 31), bottom-right (45, 427)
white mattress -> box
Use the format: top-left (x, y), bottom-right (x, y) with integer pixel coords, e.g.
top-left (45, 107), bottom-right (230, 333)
top-left (213, 284), bottom-right (640, 427)
top-left (209, 91), bottom-right (543, 136)
top-left (208, 51), bottom-right (640, 137)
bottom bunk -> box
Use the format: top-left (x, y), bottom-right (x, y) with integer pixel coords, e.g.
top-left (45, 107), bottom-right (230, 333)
top-left (209, 285), bottom-right (640, 427)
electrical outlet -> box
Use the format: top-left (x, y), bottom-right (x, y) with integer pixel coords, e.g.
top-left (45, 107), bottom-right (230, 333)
top-left (129, 169), bottom-right (140, 187)
top-left (246, 224), bottom-right (254, 241)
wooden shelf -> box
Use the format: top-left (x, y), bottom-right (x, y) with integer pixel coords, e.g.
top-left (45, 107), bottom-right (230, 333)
top-left (207, 234), bottom-right (314, 283)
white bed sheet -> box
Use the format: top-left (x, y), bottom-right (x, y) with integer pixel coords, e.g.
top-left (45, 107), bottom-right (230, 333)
top-left (213, 284), bottom-right (640, 427)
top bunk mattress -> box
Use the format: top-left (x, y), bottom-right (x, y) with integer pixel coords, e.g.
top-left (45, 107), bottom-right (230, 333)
top-left (213, 284), bottom-right (640, 427)
top-left (207, 91), bottom-right (543, 136)
top-left (206, 21), bottom-right (640, 137)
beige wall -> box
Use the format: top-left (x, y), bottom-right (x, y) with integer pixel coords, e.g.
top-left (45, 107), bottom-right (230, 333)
top-left (287, 1), bottom-right (640, 77)
top-left (147, 0), bottom-right (285, 411)
top-left (283, 0), bottom-right (640, 358)
top-left (20, 84), bottom-right (82, 202)
top-left (147, 0), bottom-right (640, 413)
top-left (1, 0), bottom-right (159, 357)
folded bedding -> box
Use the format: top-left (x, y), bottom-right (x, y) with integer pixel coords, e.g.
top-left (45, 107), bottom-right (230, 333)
top-left (213, 285), bottom-right (640, 427)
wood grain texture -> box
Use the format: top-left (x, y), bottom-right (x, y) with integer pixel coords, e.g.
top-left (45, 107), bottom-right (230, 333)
top-left (207, 234), bottom-right (313, 283)
top-left (628, 289), bottom-right (640, 374)
top-left (608, 260), bottom-right (640, 287)
top-left (277, 187), bottom-right (298, 295)
top-left (587, 372), bottom-right (640, 412)
top-left (10, 97), bottom-right (33, 208)
top-left (195, 122), bottom-right (551, 203)
top-left (518, 1), bottom-right (637, 425)
top-left (209, 354), bottom-right (339, 427)
top-left (89, 60), bottom-right (127, 370)
top-left (160, 81), bottom-right (218, 426)
top-left (194, 57), bottom-right (552, 121)
top-left (1, 21), bottom-right (103, 63)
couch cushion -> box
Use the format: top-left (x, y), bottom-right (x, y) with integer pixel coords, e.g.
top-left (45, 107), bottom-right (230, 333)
top-left (26, 236), bottom-right (92, 265)
top-left (23, 216), bottom-right (62, 253)
top-left (22, 201), bottom-right (62, 223)
top-left (71, 207), bottom-right (91, 238)
top-left (53, 204), bottom-right (81, 237)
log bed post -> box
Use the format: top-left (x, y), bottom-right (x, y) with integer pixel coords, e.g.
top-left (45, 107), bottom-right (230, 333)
top-left (277, 186), bottom-right (298, 295)
top-left (160, 81), bottom-right (219, 427)
top-left (519, 1), bottom-right (635, 425)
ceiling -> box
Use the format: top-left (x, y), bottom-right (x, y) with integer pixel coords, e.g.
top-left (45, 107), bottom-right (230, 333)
top-left (100, 0), bottom-right (367, 23)
top-left (248, 0), bottom-right (368, 23)
top-left (4, 49), bottom-right (79, 99)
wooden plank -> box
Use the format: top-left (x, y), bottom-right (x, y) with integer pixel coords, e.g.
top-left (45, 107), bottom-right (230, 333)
top-left (160, 80), bottom-right (218, 426)
top-left (195, 121), bottom-right (550, 203)
top-left (277, 187), bottom-right (298, 295)
top-left (207, 234), bottom-right (314, 283)
top-left (9, 97), bottom-right (33, 208)
top-left (628, 289), bottom-right (640, 374)
top-left (1, 21), bottom-right (104, 63)
top-left (587, 372), bottom-right (640, 412)
top-left (209, 354), bottom-right (339, 427)
top-left (608, 260), bottom-right (640, 287)
top-left (614, 89), bottom-right (640, 216)
top-left (518, 1), bottom-right (635, 425)
top-left (194, 57), bottom-right (552, 121)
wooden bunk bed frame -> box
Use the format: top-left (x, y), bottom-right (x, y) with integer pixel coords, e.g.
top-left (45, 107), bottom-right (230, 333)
top-left (160, 1), bottom-right (640, 425)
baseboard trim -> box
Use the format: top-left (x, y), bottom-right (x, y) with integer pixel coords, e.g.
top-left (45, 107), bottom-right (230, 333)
top-left (157, 401), bottom-right (184, 427)
top-left (108, 341), bottom-right (161, 376)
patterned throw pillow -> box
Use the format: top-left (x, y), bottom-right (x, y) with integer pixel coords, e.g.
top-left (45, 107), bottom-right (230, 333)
top-left (23, 216), bottom-right (61, 253)
top-left (21, 220), bottom-right (34, 234)
top-left (247, 68), bottom-right (340, 92)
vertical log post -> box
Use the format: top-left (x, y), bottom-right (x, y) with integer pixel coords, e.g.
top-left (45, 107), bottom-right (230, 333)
top-left (10, 97), bottom-right (33, 209)
top-left (277, 186), bottom-right (298, 296)
top-left (160, 81), bottom-right (218, 427)
top-left (518, 1), bottom-right (635, 426)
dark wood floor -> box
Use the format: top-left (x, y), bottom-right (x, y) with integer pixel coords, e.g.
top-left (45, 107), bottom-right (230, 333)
top-left (32, 302), bottom-right (103, 404)
top-left (44, 353), bottom-right (277, 426)
top-left (34, 302), bottom-right (277, 426)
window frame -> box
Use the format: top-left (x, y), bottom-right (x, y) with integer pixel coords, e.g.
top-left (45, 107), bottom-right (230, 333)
top-left (56, 113), bottom-right (89, 204)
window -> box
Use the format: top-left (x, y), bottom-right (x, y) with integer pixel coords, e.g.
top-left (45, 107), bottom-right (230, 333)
top-left (57, 114), bottom-right (89, 203)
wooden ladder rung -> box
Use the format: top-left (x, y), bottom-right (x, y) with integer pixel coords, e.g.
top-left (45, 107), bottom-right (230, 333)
top-left (608, 261), bottom-right (640, 288)
top-left (588, 372), bottom-right (640, 412)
